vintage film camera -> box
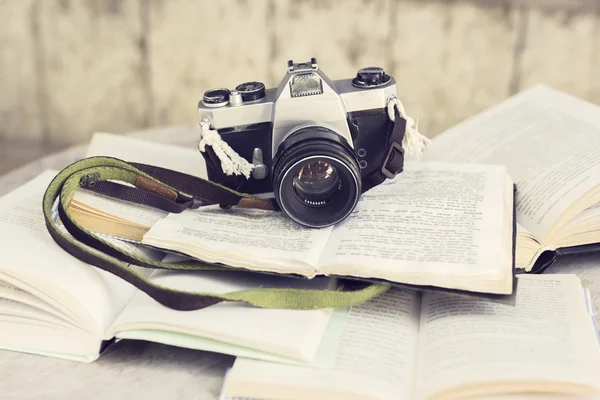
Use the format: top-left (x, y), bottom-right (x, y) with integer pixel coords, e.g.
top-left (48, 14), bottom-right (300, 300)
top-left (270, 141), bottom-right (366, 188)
top-left (197, 58), bottom-right (407, 228)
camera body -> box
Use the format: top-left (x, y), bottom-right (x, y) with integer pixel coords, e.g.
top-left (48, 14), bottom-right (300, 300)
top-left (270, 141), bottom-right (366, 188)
top-left (198, 58), bottom-right (401, 227)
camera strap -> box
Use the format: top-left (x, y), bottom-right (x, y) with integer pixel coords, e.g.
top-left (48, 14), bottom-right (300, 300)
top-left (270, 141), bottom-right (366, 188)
top-left (42, 97), bottom-right (428, 312)
top-left (43, 156), bottom-right (390, 311)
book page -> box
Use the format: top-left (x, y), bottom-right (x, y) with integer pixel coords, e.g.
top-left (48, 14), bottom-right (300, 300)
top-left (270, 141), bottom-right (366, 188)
top-left (0, 299), bottom-right (102, 360)
top-left (424, 85), bottom-right (600, 241)
top-left (142, 206), bottom-right (333, 277)
top-left (72, 189), bottom-right (167, 228)
top-left (543, 251), bottom-right (600, 327)
top-left (0, 297), bottom-right (75, 330)
top-left (106, 269), bottom-right (335, 363)
top-left (221, 288), bottom-right (421, 400)
top-left (0, 280), bottom-right (78, 326)
top-left (415, 274), bottom-right (600, 400)
top-left (557, 202), bottom-right (600, 241)
top-left (0, 171), bottom-right (157, 336)
top-left (318, 161), bottom-right (512, 293)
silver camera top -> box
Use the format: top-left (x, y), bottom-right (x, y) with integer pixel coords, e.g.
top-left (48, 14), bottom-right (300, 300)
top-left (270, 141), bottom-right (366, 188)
top-left (198, 58), bottom-right (397, 155)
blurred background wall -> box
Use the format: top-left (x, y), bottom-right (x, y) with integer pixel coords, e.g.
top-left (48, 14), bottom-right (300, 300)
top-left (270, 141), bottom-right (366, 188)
top-left (1, 0), bottom-right (599, 175)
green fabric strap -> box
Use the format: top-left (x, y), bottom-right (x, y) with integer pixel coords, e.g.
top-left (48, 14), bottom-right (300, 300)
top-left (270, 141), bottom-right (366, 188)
top-left (42, 156), bottom-right (389, 311)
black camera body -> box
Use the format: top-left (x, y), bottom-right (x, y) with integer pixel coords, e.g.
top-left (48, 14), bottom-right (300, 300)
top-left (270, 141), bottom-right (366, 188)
top-left (198, 59), bottom-right (402, 228)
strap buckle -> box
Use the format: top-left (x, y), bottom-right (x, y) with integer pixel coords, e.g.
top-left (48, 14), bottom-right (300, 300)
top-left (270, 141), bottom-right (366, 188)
top-left (381, 142), bottom-right (404, 179)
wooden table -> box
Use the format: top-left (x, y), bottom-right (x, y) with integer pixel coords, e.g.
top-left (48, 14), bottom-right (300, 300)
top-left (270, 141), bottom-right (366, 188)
top-left (1, 126), bottom-right (599, 400)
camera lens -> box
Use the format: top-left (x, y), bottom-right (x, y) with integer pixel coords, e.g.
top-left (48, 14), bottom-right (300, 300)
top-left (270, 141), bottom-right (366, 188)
top-left (273, 125), bottom-right (361, 228)
top-left (292, 160), bottom-right (342, 207)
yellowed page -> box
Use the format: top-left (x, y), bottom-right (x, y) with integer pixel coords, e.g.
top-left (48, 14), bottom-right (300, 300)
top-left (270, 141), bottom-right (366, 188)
top-left (72, 189), bottom-right (167, 228)
top-left (424, 85), bottom-right (600, 242)
top-left (415, 274), bottom-right (600, 400)
top-left (515, 223), bottom-right (544, 270)
top-left (555, 202), bottom-right (600, 242)
top-left (221, 288), bottom-right (421, 400)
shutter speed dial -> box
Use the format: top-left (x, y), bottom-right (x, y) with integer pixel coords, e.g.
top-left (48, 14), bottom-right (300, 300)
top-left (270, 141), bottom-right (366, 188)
top-left (352, 67), bottom-right (391, 88)
top-left (235, 81), bottom-right (266, 102)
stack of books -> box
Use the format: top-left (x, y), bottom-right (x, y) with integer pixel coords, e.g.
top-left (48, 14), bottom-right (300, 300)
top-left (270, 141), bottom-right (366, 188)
top-left (1, 85), bottom-right (600, 400)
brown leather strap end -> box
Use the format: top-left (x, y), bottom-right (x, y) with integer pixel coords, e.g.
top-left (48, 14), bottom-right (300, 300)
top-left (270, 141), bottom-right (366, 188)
top-left (136, 176), bottom-right (178, 201)
top-left (237, 197), bottom-right (278, 211)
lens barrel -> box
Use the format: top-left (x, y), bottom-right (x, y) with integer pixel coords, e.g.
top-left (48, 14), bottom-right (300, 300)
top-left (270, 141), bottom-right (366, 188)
top-left (273, 126), bottom-right (361, 228)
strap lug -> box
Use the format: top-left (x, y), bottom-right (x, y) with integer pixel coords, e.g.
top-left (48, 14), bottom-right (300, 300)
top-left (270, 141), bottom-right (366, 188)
top-left (381, 142), bottom-right (404, 179)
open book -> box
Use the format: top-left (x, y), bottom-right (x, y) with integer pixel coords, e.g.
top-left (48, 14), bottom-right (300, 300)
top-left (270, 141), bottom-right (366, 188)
top-left (142, 161), bottom-right (515, 296)
top-left (0, 170), bottom-right (334, 363)
top-left (220, 274), bottom-right (600, 400)
top-left (423, 85), bottom-right (600, 273)
top-left (66, 133), bottom-right (517, 297)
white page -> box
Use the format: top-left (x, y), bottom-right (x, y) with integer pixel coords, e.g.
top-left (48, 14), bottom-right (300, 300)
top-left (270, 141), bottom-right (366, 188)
top-left (424, 85), bottom-right (600, 240)
top-left (142, 206), bottom-right (333, 277)
top-left (0, 313), bottom-right (101, 360)
top-left (0, 279), bottom-right (77, 326)
top-left (106, 269), bottom-right (334, 362)
top-left (415, 274), bottom-right (600, 400)
top-left (0, 171), bottom-right (154, 336)
top-left (543, 252), bottom-right (600, 324)
top-left (222, 287), bottom-right (421, 400)
top-left (0, 297), bottom-right (75, 330)
top-left (319, 161), bottom-right (511, 292)
top-left (85, 131), bottom-right (208, 178)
